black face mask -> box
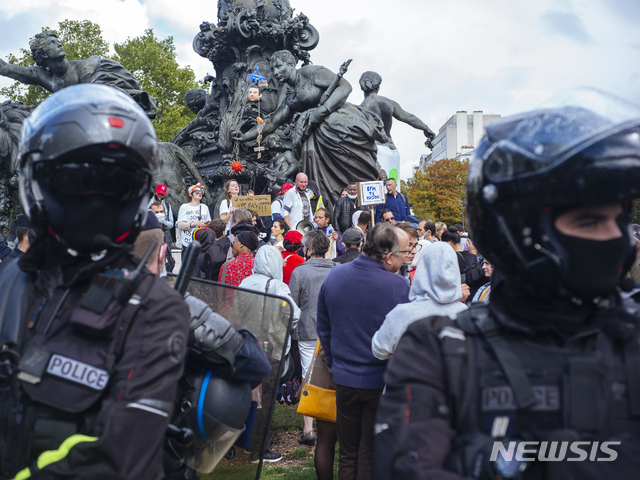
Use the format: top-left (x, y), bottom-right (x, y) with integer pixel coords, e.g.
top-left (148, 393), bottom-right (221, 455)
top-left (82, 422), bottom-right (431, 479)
top-left (555, 230), bottom-right (634, 298)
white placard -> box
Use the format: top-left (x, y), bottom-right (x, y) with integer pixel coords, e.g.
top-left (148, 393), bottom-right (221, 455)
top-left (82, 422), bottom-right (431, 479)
top-left (358, 181), bottom-right (385, 206)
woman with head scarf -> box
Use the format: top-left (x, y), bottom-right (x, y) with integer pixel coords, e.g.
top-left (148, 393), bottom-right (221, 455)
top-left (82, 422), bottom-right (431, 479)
top-left (218, 231), bottom-right (259, 286)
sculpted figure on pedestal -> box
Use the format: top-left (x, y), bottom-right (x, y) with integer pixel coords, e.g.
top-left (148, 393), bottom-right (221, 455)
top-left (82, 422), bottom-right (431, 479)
top-left (359, 70), bottom-right (435, 150)
top-left (236, 51), bottom-right (387, 211)
top-left (0, 31), bottom-right (157, 118)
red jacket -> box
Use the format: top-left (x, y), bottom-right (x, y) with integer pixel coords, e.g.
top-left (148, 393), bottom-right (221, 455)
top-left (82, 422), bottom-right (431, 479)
top-left (282, 251), bottom-right (305, 285)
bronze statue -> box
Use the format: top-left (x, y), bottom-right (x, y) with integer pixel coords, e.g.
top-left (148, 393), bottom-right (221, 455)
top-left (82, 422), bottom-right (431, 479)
top-left (0, 100), bottom-right (34, 233)
top-left (236, 50), bottom-right (387, 211)
top-left (0, 3), bottom-right (435, 233)
top-left (0, 31), bottom-right (157, 118)
top-left (359, 70), bottom-right (435, 149)
top-left (184, 88), bottom-right (208, 114)
top-left (186, 0), bottom-right (321, 210)
top-left (258, 133), bottom-right (300, 196)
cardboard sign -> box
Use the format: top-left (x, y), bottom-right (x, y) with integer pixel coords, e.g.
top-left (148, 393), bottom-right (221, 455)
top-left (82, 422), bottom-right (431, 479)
top-left (358, 181), bottom-right (385, 206)
top-left (232, 195), bottom-right (272, 216)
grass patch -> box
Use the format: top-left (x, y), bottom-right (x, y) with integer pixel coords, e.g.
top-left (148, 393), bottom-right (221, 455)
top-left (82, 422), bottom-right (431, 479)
top-left (270, 403), bottom-right (303, 433)
top-left (260, 458), bottom-right (316, 480)
top-left (203, 403), bottom-right (340, 479)
top-left (289, 448), bottom-right (311, 459)
top-left (201, 464), bottom-right (255, 479)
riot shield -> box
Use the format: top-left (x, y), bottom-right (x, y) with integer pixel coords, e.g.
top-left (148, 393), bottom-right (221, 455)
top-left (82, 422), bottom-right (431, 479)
top-left (165, 274), bottom-right (294, 480)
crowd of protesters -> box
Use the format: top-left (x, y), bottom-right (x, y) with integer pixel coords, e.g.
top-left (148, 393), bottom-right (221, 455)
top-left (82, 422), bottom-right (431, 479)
top-left (6, 170), bottom-right (638, 480)
top-left (95, 174), bottom-right (497, 479)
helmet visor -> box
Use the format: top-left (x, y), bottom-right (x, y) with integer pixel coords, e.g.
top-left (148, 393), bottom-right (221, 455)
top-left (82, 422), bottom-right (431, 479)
top-left (33, 154), bottom-right (151, 201)
top-left (184, 418), bottom-right (245, 474)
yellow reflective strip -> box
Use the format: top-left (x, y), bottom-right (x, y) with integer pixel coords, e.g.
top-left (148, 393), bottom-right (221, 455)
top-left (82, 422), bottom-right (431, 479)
top-left (11, 434), bottom-right (99, 478)
top-left (37, 434), bottom-right (98, 470)
top-left (13, 435), bottom-right (98, 480)
top-left (12, 467), bottom-right (31, 480)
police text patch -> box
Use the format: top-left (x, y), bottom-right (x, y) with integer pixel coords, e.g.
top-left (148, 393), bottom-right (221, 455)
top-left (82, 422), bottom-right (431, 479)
top-left (482, 385), bottom-right (560, 412)
top-left (47, 354), bottom-right (109, 391)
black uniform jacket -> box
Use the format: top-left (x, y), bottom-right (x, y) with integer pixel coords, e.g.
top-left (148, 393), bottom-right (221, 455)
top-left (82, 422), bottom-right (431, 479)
top-left (1, 241), bottom-right (189, 479)
top-left (375, 276), bottom-right (640, 480)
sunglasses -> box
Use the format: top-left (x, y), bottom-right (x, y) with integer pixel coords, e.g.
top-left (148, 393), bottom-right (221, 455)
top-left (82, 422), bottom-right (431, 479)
top-left (192, 190), bottom-right (203, 195)
top-left (383, 217), bottom-right (395, 222)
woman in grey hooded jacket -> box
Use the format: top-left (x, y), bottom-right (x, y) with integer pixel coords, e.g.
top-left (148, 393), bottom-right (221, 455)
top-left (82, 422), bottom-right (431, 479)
top-left (238, 246), bottom-right (300, 353)
top-left (371, 241), bottom-right (468, 360)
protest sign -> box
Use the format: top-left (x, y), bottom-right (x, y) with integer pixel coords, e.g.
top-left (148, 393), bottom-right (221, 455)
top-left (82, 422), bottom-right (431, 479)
top-left (232, 195), bottom-right (272, 216)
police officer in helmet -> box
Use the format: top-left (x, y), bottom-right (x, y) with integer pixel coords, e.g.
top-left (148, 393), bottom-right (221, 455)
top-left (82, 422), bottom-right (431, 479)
top-left (0, 84), bottom-right (189, 479)
top-left (374, 89), bottom-right (640, 479)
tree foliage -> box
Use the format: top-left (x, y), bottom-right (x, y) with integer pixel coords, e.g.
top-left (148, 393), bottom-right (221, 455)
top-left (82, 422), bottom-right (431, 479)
top-left (0, 50), bottom-right (41, 105)
top-left (113, 29), bottom-right (203, 142)
top-left (404, 159), bottom-right (469, 226)
top-left (633, 198), bottom-right (640, 225)
top-left (0, 20), bottom-right (203, 142)
top-left (56, 19), bottom-right (110, 61)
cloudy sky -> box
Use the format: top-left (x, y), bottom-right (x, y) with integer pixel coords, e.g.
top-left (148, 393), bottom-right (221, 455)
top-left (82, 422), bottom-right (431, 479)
top-left (1, 0), bottom-right (639, 179)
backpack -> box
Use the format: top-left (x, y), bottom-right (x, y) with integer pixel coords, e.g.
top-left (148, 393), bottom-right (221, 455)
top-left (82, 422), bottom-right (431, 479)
top-left (203, 236), bottom-right (231, 280)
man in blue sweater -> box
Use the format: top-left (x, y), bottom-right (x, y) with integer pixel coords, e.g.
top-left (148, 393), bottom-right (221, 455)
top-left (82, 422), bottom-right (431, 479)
top-left (375, 178), bottom-right (411, 222)
top-left (317, 223), bottom-right (410, 480)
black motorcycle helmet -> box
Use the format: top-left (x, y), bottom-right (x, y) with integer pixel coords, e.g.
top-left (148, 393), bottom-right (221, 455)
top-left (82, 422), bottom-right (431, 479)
top-left (169, 370), bottom-right (251, 474)
top-left (18, 84), bottom-right (158, 255)
top-left (467, 89), bottom-right (640, 296)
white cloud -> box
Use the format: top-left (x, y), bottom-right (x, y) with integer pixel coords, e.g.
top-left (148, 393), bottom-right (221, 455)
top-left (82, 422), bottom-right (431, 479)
top-left (1, 0), bottom-right (639, 180)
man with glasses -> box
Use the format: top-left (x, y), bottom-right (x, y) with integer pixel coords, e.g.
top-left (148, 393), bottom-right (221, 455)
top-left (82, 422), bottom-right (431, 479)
top-left (317, 224), bottom-right (410, 480)
top-left (380, 209), bottom-right (395, 223)
top-left (395, 222), bottom-right (422, 283)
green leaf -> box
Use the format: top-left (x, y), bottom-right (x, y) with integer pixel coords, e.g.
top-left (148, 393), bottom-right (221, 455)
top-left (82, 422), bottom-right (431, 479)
top-left (113, 28), bottom-right (205, 142)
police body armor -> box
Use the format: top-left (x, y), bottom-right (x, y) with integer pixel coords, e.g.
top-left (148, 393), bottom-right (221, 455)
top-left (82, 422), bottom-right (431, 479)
top-left (0, 257), bottom-right (150, 478)
top-left (443, 303), bottom-right (640, 479)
